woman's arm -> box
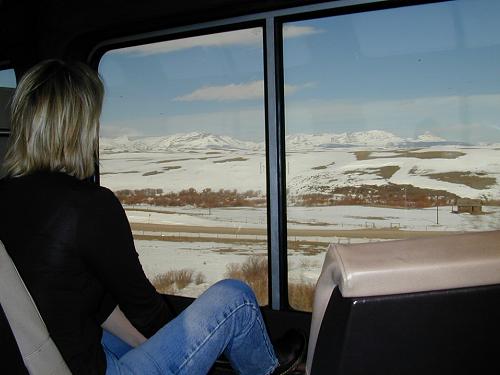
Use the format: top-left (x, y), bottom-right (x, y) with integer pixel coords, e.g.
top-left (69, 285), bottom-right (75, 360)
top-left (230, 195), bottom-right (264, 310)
top-left (80, 188), bottom-right (173, 337)
top-left (101, 305), bottom-right (147, 347)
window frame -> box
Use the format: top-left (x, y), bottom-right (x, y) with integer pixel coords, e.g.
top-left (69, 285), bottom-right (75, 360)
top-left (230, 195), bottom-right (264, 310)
top-left (89, 0), bottom-right (454, 311)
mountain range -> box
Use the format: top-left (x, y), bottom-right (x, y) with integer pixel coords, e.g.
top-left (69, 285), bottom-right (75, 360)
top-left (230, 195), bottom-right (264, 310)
top-left (99, 130), bottom-right (465, 153)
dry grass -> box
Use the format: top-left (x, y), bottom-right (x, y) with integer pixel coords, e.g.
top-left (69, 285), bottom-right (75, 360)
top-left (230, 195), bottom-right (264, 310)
top-left (175, 269), bottom-right (195, 289)
top-left (224, 256), bottom-right (317, 310)
top-left (195, 272), bottom-right (206, 285)
top-left (152, 269), bottom-right (196, 293)
top-left (225, 256), bottom-right (268, 305)
top-left (426, 171), bottom-right (496, 190)
top-left (289, 282), bottom-right (316, 312)
top-left (353, 151), bottom-right (372, 160)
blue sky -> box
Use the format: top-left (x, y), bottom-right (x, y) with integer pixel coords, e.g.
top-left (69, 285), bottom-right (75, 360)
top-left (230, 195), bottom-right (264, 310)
top-left (99, 0), bottom-right (500, 143)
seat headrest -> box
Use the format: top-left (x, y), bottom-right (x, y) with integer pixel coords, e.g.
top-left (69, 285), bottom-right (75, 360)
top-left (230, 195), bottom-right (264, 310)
top-left (327, 230), bottom-right (500, 297)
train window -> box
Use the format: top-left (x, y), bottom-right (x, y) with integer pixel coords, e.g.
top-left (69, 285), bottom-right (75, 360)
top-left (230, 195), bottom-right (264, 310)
top-left (283, 0), bottom-right (500, 311)
top-left (0, 68), bottom-right (16, 176)
top-left (0, 68), bottom-right (16, 89)
top-left (98, 28), bottom-right (269, 303)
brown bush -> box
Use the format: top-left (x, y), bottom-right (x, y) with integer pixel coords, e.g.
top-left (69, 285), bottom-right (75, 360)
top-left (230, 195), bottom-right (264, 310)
top-left (225, 256), bottom-right (268, 305)
top-left (152, 271), bottom-right (176, 294)
top-left (175, 269), bottom-right (194, 289)
top-left (224, 257), bottom-right (317, 310)
top-left (195, 272), bottom-right (207, 285)
top-left (115, 188), bottom-right (266, 208)
top-left (152, 269), bottom-right (196, 293)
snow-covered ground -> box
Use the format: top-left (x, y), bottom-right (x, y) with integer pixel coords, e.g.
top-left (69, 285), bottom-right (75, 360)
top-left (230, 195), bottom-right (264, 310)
top-left (126, 204), bottom-right (500, 233)
top-left (100, 131), bottom-right (500, 300)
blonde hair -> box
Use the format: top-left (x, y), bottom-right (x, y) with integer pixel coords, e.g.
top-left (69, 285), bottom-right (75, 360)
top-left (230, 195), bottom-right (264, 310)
top-left (3, 59), bottom-right (104, 179)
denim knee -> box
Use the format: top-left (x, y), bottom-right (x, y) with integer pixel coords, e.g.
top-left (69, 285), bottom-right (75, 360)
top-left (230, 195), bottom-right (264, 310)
top-left (211, 279), bottom-right (258, 306)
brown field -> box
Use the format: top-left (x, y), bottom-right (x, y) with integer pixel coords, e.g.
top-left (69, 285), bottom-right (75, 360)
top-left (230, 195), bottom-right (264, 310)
top-left (213, 157), bottom-right (248, 163)
top-left (162, 166), bottom-right (182, 171)
top-left (101, 170), bottom-right (139, 175)
top-left (142, 170), bottom-right (163, 176)
top-left (345, 166), bottom-right (400, 179)
top-left (155, 158), bottom-right (192, 163)
top-left (426, 171), bottom-right (496, 189)
top-left (353, 150), bottom-right (465, 161)
top-left (312, 162), bottom-right (335, 170)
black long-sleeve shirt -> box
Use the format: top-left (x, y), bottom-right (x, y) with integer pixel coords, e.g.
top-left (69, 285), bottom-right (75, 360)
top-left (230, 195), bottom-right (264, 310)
top-left (0, 171), bottom-right (173, 375)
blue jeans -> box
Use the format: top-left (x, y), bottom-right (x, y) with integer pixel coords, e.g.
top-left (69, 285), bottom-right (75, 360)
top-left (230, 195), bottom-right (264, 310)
top-left (102, 279), bottom-right (279, 375)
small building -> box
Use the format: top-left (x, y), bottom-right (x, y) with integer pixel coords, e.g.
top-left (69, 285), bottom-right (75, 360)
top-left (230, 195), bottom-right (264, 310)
top-left (453, 198), bottom-right (482, 214)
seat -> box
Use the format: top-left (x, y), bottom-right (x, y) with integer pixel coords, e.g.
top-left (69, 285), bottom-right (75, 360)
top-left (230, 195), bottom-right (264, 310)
top-left (0, 240), bottom-right (71, 374)
top-left (306, 230), bottom-right (500, 375)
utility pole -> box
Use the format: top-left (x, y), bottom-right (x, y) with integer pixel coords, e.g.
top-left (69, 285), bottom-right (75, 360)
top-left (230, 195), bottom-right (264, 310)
top-left (436, 195), bottom-right (439, 225)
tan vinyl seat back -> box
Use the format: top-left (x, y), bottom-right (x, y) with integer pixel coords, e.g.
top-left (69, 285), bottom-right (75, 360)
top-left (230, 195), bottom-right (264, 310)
top-left (306, 230), bottom-right (500, 375)
top-left (0, 240), bottom-right (72, 375)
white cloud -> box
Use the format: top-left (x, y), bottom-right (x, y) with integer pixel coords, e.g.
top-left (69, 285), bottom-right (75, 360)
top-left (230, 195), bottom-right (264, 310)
top-left (175, 80), bottom-right (263, 101)
top-left (112, 26), bottom-right (321, 56)
top-left (174, 80), bottom-right (314, 101)
top-left (283, 25), bottom-right (322, 38)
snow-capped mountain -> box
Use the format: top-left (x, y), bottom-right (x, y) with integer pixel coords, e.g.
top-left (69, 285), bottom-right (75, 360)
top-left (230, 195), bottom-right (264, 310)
top-left (414, 131), bottom-right (446, 142)
top-left (100, 132), bottom-right (262, 152)
top-left (100, 130), bottom-right (453, 153)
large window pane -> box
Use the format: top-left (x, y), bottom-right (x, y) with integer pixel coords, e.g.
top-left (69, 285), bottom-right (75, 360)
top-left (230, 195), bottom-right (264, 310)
top-left (284, 0), bottom-right (500, 311)
top-left (99, 28), bottom-right (268, 303)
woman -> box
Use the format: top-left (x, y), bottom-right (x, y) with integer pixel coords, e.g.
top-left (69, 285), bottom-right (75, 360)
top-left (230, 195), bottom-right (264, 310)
top-left (0, 60), bottom-right (304, 375)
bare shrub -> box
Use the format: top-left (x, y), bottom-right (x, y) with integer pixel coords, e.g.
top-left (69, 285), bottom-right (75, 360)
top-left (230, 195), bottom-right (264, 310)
top-left (115, 187), bottom-right (266, 208)
top-left (195, 272), bottom-right (206, 285)
top-left (152, 269), bottom-right (194, 293)
top-left (225, 256), bottom-right (268, 305)
top-left (225, 263), bottom-right (242, 279)
top-left (152, 271), bottom-right (176, 294)
top-left (175, 269), bottom-right (194, 289)
top-left (289, 282), bottom-right (316, 312)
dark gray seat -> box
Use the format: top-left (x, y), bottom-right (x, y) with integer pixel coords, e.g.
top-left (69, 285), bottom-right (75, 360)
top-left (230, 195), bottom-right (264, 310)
top-left (306, 231), bottom-right (500, 375)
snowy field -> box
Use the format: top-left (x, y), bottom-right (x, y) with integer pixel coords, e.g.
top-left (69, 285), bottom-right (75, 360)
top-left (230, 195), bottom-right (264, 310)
top-left (126, 204), bottom-right (500, 233)
top-left (100, 132), bottom-right (500, 200)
